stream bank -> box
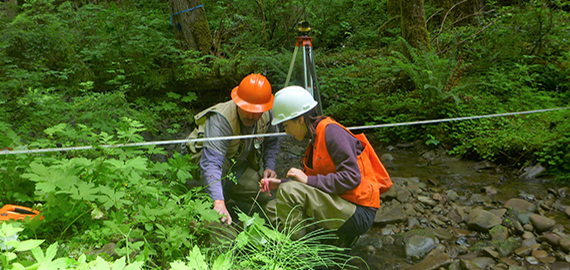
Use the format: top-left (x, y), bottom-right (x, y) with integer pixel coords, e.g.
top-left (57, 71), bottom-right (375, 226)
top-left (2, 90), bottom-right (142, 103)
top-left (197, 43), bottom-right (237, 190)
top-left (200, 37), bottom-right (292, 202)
top-left (275, 135), bottom-right (570, 270)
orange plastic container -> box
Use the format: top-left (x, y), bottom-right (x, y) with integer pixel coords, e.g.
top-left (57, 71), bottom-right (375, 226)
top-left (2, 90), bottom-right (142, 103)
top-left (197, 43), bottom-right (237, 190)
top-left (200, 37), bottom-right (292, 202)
top-left (0, 204), bottom-right (43, 222)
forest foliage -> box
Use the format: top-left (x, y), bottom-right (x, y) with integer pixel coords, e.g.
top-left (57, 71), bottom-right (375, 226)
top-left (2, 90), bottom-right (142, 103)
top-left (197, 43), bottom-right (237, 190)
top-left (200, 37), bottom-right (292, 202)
top-left (1, 0), bottom-right (570, 268)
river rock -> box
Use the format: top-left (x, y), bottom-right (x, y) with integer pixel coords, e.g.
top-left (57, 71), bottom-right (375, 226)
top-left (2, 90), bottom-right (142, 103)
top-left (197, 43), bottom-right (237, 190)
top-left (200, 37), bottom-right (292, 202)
top-left (550, 261), bottom-right (570, 270)
top-left (490, 225), bottom-right (509, 242)
top-left (529, 214), bottom-right (556, 231)
top-left (396, 186), bottom-right (411, 203)
top-left (445, 190), bottom-right (460, 201)
top-left (520, 164), bottom-right (545, 179)
top-left (405, 234), bottom-right (438, 260)
top-left (460, 259), bottom-right (485, 270)
top-left (380, 153), bottom-right (394, 162)
top-left (489, 208), bottom-right (507, 218)
top-left (447, 207), bottom-right (467, 224)
top-left (495, 237), bottom-right (519, 257)
top-left (541, 233), bottom-right (561, 246)
top-left (515, 246), bottom-right (533, 256)
top-left (374, 203), bottom-right (407, 224)
top-left (418, 195), bottom-right (437, 207)
top-left (468, 208), bottom-right (502, 231)
top-left (505, 198), bottom-right (536, 212)
top-left (433, 228), bottom-right (453, 241)
top-left (560, 237), bottom-right (570, 252)
top-left (566, 206), bottom-right (570, 217)
top-left (409, 252), bottom-right (451, 270)
top-left (532, 249), bottom-right (548, 259)
top-left (471, 257), bottom-right (496, 269)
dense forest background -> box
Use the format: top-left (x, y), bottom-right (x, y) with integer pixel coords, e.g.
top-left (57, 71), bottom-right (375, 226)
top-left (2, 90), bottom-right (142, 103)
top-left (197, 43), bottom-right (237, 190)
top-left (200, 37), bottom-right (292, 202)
top-left (0, 0), bottom-right (569, 268)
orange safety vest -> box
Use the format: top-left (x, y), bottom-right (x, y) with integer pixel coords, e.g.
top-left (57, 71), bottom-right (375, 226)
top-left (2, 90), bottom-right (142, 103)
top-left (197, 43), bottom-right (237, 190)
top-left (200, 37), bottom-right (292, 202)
top-left (303, 118), bottom-right (392, 208)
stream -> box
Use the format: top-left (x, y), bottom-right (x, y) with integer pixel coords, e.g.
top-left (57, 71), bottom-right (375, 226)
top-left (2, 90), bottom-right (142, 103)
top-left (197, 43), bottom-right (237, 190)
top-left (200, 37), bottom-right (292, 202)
top-left (273, 135), bottom-right (570, 270)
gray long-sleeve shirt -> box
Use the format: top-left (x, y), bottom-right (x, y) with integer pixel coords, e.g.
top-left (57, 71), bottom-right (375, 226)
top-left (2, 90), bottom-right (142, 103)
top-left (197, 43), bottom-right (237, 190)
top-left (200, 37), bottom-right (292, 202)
top-left (200, 112), bottom-right (279, 201)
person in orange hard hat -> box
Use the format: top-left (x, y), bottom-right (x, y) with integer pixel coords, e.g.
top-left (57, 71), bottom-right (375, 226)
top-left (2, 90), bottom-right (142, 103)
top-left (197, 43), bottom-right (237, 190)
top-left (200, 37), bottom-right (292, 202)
top-left (186, 74), bottom-right (279, 225)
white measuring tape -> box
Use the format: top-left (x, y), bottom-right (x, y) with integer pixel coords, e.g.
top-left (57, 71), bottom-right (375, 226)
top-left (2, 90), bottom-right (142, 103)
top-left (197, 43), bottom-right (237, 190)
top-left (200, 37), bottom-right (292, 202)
top-left (1, 107), bottom-right (568, 155)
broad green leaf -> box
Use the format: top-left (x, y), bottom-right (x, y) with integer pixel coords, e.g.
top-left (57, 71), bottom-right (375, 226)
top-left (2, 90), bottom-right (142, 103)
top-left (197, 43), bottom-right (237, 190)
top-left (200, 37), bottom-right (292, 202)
top-left (4, 251), bottom-right (17, 261)
top-left (93, 256), bottom-right (111, 270)
top-left (126, 156), bottom-right (147, 170)
top-left (31, 246), bottom-right (45, 262)
top-left (15, 239), bottom-right (44, 252)
top-left (124, 261), bottom-right (144, 270)
top-left (44, 242), bottom-right (58, 261)
top-left (111, 256), bottom-right (126, 270)
top-left (11, 262), bottom-right (25, 270)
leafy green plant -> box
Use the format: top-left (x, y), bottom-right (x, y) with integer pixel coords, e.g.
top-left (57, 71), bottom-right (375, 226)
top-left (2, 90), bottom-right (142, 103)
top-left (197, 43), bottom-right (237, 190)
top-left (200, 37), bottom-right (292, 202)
top-left (1, 222), bottom-right (144, 269)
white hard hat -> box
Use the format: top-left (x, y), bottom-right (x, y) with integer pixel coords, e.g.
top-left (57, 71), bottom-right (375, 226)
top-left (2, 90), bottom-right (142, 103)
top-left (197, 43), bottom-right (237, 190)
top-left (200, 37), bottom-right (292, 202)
top-left (271, 86), bottom-right (318, 125)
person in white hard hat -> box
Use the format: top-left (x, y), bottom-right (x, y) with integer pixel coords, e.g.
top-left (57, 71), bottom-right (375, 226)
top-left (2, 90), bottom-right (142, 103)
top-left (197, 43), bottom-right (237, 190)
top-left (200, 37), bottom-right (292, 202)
top-left (261, 85), bottom-right (392, 246)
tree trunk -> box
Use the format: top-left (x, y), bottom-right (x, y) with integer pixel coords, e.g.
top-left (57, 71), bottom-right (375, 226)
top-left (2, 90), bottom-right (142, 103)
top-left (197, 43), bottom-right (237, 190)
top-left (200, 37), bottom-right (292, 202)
top-left (6, 0), bottom-right (17, 19)
top-left (169, 0), bottom-right (213, 54)
top-left (400, 0), bottom-right (431, 50)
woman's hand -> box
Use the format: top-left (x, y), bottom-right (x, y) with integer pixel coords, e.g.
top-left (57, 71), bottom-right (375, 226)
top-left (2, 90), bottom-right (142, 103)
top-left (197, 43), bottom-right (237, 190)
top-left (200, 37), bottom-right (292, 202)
top-left (286, 168), bottom-right (308, 184)
top-left (263, 168), bottom-right (277, 179)
top-left (260, 178), bottom-right (281, 191)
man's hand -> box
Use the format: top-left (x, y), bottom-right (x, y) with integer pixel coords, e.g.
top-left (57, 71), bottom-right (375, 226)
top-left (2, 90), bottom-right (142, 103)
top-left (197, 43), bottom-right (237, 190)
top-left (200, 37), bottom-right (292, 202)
top-left (213, 200), bottom-right (232, 225)
top-left (287, 167), bottom-right (308, 184)
top-left (263, 168), bottom-right (277, 179)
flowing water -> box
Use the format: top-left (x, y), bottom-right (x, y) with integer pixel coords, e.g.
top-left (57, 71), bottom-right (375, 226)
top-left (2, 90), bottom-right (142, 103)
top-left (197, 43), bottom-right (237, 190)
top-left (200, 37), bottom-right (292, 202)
top-left (273, 135), bottom-right (570, 269)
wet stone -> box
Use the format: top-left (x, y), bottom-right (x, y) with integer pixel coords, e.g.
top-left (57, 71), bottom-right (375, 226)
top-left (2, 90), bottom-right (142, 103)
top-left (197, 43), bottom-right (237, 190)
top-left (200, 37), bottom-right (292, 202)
top-left (524, 224), bottom-right (534, 231)
top-left (526, 256), bottom-right (540, 265)
top-left (467, 208), bottom-right (502, 231)
top-left (560, 237), bottom-right (570, 252)
top-left (515, 246), bottom-right (533, 257)
top-left (505, 198), bottom-right (537, 213)
top-left (550, 261), bottom-right (570, 270)
top-left (482, 247), bottom-right (500, 259)
top-left (445, 190), bottom-right (460, 201)
top-left (433, 228), bottom-right (453, 241)
top-left (405, 234), bottom-right (438, 261)
top-left (418, 195), bottom-right (437, 207)
top-left (540, 256), bottom-right (556, 264)
top-left (529, 214), bottom-right (556, 232)
top-left (541, 233), bottom-right (561, 246)
top-left (409, 252), bottom-right (452, 270)
top-left (471, 257), bottom-right (496, 269)
top-left (522, 237), bottom-right (538, 247)
top-left (532, 249), bottom-right (549, 259)
top-left (489, 208), bottom-right (507, 218)
top-left (490, 225), bottom-right (509, 242)
top-left (374, 203), bottom-right (407, 225)
top-left (523, 231), bottom-right (535, 239)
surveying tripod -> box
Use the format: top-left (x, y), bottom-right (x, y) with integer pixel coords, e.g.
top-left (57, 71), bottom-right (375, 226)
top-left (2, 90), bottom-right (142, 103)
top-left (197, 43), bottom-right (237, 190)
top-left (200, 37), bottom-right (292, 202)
top-left (285, 21), bottom-right (323, 115)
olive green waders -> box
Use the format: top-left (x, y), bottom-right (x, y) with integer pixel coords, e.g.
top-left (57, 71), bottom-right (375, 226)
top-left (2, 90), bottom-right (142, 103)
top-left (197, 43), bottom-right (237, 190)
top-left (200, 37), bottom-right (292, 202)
top-left (265, 181), bottom-right (357, 240)
top-left (223, 166), bottom-right (272, 221)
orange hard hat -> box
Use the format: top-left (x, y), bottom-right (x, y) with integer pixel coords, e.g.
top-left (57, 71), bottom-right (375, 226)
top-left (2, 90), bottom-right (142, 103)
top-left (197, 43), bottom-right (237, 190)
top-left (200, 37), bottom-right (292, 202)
top-left (231, 74), bottom-right (274, 113)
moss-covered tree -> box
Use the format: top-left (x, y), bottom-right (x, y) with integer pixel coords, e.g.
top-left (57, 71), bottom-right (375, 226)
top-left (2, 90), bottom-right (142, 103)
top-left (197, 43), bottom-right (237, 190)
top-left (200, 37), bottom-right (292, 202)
top-left (400, 0), bottom-right (431, 50)
top-left (169, 0), bottom-right (213, 54)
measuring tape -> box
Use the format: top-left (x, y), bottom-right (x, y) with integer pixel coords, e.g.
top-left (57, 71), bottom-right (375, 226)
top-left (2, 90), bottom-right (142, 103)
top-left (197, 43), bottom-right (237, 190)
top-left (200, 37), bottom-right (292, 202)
top-left (1, 107), bottom-right (568, 155)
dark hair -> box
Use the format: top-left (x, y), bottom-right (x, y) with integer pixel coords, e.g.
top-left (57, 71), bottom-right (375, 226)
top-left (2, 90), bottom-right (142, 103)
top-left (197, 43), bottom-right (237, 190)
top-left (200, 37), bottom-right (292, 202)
top-left (296, 108), bottom-right (328, 141)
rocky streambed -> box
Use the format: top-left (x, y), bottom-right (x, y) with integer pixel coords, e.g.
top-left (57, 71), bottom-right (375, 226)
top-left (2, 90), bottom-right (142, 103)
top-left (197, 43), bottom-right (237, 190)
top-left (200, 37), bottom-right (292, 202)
top-left (275, 136), bottom-right (570, 270)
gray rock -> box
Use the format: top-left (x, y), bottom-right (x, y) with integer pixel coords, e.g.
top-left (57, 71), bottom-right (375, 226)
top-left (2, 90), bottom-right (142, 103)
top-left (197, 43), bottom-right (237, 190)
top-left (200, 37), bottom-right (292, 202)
top-left (505, 198), bottom-right (536, 212)
top-left (550, 261), bottom-right (570, 270)
top-left (409, 252), bottom-right (452, 270)
top-left (374, 203), bottom-right (408, 224)
top-left (471, 257), bottom-right (496, 269)
top-left (380, 153), bottom-right (395, 162)
top-left (560, 237), bottom-right (570, 252)
top-left (468, 208), bottom-right (502, 231)
top-left (529, 214), bottom-right (556, 232)
top-left (490, 225), bottom-right (509, 242)
top-left (460, 259), bottom-right (485, 270)
top-left (520, 164), bottom-right (545, 179)
top-left (405, 234), bottom-right (437, 260)
top-left (447, 208), bottom-right (466, 223)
